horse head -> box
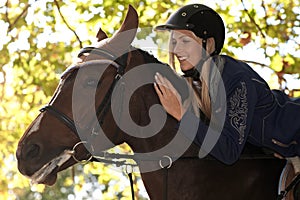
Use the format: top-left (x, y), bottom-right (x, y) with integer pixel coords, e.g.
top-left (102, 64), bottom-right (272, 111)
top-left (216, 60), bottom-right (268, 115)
top-left (16, 5), bottom-right (144, 186)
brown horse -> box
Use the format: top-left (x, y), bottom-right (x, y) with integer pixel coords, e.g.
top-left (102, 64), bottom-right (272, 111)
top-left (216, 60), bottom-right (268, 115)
top-left (16, 5), bottom-right (298, 200)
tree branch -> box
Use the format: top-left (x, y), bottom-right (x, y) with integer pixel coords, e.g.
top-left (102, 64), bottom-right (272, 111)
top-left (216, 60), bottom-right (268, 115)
top-left (7, 2), bottom-right (30, 32)
top-left (0, 64), bottom-right (7, 102)
top-left (241, 0), bottom-right (266, 38)
top-left (238, 59), bottom-right (270, 68)
top-left (5, 0), bottom-right (10, 27)
top-left (53, 0), bottom-right (83, 48)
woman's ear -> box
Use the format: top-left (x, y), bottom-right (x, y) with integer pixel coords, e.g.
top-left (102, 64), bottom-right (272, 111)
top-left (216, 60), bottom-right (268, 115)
top-left (207, 37), bottom-right (216, 55)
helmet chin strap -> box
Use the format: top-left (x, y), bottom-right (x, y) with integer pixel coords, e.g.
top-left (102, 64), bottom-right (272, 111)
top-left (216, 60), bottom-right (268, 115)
top-left (182, 57), bottom-right (210, 80)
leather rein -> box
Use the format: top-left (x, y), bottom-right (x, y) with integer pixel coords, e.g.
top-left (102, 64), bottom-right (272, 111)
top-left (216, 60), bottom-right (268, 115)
top-left (39, 47), bottom-right (172, 200)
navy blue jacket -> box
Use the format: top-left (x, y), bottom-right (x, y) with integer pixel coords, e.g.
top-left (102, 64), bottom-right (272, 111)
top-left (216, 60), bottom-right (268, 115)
top-left (179, 55), bottom-right (300, 165)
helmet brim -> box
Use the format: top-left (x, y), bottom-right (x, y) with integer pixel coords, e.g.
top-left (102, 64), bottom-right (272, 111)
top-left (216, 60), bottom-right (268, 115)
top-left (155, 24), bottom-right (189, 31)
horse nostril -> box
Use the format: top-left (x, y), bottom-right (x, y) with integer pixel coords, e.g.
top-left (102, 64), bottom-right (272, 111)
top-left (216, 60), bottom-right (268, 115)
top-left (24, 144), bottom-right (40, 160)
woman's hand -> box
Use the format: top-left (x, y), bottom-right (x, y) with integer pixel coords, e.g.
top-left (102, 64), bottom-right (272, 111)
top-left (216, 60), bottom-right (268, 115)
top-left (154, 73), bottom-right (185, 121)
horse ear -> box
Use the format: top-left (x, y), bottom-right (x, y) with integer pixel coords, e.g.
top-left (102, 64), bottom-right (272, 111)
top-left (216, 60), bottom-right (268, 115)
top-left (96, 28), bottom-right (108, 42)
top-left (105, 5), bottom-right (138, 55)
top-left (116, 4), bottom-right (138, 34)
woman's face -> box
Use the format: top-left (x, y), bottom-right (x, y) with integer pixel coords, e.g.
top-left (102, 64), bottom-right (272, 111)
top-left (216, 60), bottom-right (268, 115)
top-left (171, 30), bottom-right (204, 71)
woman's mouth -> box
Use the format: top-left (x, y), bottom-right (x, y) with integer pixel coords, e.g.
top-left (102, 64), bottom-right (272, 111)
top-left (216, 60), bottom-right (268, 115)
top-left (177, 56), bottom-right (188, 61)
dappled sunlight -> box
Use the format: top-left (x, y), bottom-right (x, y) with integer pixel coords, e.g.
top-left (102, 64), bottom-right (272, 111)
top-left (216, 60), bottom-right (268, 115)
top-left (1, 0), bottom-right (300, 199)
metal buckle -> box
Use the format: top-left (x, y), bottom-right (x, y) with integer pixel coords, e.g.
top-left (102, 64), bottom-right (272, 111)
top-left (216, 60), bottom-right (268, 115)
top-left (71, 141), bottom-right (93, 164)
top-left (159, 155), bottom-right (173, 169)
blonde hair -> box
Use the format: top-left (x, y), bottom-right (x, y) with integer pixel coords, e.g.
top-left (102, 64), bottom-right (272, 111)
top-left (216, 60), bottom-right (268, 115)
top-left (168, 32), bottom-right (224, 121)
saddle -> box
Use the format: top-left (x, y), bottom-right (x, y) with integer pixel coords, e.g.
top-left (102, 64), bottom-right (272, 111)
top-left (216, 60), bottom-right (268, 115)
top-left (241, 143), bottom-right (300, 200)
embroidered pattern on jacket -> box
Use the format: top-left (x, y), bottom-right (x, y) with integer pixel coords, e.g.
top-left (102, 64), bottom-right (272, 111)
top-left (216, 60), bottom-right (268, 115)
top-left (228, 82), bottom-right (248, 144)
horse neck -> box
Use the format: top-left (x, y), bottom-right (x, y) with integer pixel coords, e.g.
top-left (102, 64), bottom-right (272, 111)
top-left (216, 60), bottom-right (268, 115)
top-left (120, 49), bottom-right (171, 150)
top-left (120, 48), bottom-right (199, 153)
top-left (117, 49), bottom-right (207, 199)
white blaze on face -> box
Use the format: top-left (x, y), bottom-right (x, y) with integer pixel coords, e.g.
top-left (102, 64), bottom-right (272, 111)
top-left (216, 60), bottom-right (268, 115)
top-left (27, 114), bottom-right (43, 137)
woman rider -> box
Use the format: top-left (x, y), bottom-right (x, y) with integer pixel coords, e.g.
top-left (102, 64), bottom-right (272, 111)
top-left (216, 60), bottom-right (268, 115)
top-left (154, 3), bottom-right (300, 165)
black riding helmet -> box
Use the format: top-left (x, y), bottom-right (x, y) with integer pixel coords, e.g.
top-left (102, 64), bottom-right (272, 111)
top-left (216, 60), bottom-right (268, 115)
top-left (155, 4), bottom-right (225, 55)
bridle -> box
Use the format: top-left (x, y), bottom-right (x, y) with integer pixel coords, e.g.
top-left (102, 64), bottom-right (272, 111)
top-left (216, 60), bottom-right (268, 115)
top-left (39, 46), bottom-right (178, 200)
top-left (40, 46), bottom-right (127, 139)
top-left (39, 46), bottom-right (145, 199)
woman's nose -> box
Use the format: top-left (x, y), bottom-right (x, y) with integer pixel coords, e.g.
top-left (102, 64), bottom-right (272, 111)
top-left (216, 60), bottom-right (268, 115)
top-left (173, 43), bottom-right (182, 55)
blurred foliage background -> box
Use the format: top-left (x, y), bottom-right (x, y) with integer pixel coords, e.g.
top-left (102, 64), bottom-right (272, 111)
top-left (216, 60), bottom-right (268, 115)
top-left (0, 0), bottom-right (299, 199)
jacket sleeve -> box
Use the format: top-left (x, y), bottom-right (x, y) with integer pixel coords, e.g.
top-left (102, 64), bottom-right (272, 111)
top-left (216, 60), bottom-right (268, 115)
top-left (178, 75), bottom-right (257, 165)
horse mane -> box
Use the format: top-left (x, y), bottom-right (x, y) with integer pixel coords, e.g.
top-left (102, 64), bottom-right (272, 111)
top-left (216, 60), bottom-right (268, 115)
top-left (133, 46), bottom-right (170, 67)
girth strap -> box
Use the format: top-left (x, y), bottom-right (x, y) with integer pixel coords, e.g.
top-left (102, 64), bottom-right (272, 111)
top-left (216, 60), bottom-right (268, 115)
top-left (163, 168), bottom-right (169, 200)
top-left (127, 172), bottom-right (135, 200)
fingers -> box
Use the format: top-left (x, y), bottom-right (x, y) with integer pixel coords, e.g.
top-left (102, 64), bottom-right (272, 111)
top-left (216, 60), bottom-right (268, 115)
top-left (154, 73), bottom-right (166, 95)
top-left (153, 73), bottom-right (183, 121)
top-left (155, 73), bottom-right (169, 88)
top-left (154, 82), bottom-right (163, 100)
top-left (154, 73), bottom-right (179, 98)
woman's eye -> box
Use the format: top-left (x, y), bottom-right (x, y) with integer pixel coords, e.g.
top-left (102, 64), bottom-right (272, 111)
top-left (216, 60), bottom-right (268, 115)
top-left (182, 39), bottom-right (191, 43)
top-left (171, 40), bottom-right (177, 46)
